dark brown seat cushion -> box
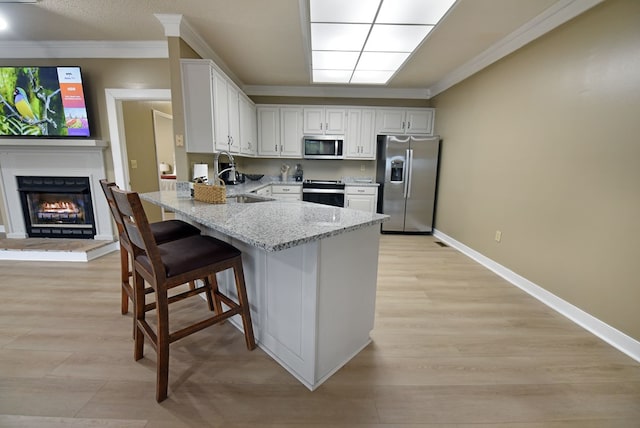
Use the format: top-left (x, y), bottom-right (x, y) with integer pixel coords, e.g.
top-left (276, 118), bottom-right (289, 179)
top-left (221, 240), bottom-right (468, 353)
top-left (149, 220), bottom-right (200, 245)
top-left (136, 235), bottom-right (241, 278)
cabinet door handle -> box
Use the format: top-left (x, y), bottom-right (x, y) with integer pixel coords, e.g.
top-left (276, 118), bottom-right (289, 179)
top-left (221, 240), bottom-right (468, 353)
top-left (407, 122), bottom-right (411, 129)
top-left (325, 122), bottom-right (328, 130)
top-left (280, 144), bottom-right (283, 152)
top-left (320, 122), bottom-right (323, 130)
top-left (275, 144), bottom-right (278, 151)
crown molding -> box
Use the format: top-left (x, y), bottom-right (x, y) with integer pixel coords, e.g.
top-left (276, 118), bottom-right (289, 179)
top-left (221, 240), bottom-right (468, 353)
top-left (243, 84), bottom-right (431, 100)
top-left (427, 0), bottom-right (605, 98)
top-left (0, 40), bottom-right (168, 58)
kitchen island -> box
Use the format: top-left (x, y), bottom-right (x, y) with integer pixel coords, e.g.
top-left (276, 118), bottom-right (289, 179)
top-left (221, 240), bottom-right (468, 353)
top-left (141, 189), bottom-right (387, 390)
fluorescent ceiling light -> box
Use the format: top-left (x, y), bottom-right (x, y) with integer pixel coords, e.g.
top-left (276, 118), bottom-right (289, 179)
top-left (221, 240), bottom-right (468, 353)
top-left (364, 24), bottom-right (433, 52)
top-left (311, 23), bottom-right (370, 51)
top-left (351, 70), bottom-right (395, 84)
top-left (309, 0), bottom-right (456, 85)
top-left (0, 16), bottom-right (7, 31)
top-left (313, 51), bottom-right (360, 70)
top-left (313, 69), bottom-right (352, 84)
top-left (356, 52), bottom-right (411, 71)
top-left (376, 0), bottom-right (454, 24)
top-left (310, 0), bottom-right (380, 23)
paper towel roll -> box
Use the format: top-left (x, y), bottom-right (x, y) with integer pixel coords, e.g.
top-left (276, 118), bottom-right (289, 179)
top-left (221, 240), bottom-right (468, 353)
top-left (193, 163), bottom-right (208, 181)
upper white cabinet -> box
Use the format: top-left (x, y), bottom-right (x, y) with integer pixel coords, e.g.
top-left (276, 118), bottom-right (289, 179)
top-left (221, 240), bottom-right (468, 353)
top-left (376, 108), bottom-right (435, 135)
top-left (181, 60), bottom-right (215, 153)
top-left (239, 95), bottom-right (257, 156)
top-left (181, 59), bottom-right (256, 154)
top-left (257, 105), bottom-right (303, 158)
top-left (303, 107), bottom-right (346, 135)
top-left (345, 108), bottom-right (376, 160)
top-left (213, 71), bottom-right (241, 153)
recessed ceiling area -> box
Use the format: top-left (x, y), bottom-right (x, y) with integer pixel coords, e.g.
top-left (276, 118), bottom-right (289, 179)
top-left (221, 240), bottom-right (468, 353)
top-left (0, 0), bottom-right (601, 98)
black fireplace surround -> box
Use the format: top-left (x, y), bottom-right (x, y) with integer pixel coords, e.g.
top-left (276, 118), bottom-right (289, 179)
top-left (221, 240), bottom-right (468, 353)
top-left (17, 176), bottom-right (96, 239)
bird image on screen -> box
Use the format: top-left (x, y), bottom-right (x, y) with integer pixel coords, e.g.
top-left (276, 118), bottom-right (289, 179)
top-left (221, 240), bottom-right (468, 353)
top-left (0, 66), bottom-right (91, 137)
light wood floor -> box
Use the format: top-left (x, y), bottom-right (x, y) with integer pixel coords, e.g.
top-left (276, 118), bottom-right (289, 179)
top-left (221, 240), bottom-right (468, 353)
top-left (1, 235), bottom-right (639, 427)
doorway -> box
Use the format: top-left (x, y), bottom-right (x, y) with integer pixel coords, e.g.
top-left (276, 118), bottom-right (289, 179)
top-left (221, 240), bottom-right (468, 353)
top-left (104, 88), bottom-right (172, 223)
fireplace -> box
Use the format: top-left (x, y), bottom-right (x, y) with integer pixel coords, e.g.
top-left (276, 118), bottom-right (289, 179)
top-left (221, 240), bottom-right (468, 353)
top-left (17, 176), bottom-right (97, 239)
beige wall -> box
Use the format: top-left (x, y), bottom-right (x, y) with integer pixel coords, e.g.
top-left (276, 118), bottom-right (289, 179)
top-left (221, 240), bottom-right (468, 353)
top-left (431, 0), bottom-right (640, 341)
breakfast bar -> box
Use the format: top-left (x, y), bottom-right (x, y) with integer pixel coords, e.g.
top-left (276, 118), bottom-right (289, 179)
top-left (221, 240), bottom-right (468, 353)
top-left (141, 188), bottom-right (387, 390)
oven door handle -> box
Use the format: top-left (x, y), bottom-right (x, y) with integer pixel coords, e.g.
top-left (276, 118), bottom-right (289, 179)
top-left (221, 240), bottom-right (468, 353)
top-left (302, 188), bottom-right (345, 194)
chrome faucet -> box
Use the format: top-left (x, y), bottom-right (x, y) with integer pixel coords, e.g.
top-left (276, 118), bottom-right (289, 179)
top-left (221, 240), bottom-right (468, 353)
top-left (214, 150), bottom-right (236, 182)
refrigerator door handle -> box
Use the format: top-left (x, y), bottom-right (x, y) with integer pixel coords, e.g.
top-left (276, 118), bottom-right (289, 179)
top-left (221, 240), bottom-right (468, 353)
top-left (403, 149), bottom-right (410, 198)
top-left (407, 149), bottom-right (414, 198)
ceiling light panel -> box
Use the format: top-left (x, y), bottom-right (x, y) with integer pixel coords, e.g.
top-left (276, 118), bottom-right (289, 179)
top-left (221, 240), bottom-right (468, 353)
top-left (310, 0), bottom-right (381, 23)
top-left (311, 23), bottom-right (371, 51)
top-left (312, 51), bottom-right (360, 70)
top-left (364, 24), bottom-right (433, 52)
top-left (356, 52), bottom-right (411, 71)
top-left (376, 0), bottom-right (456, 24)
top-left (313, 69), bottom-right (352, 84)
top-left (351, 70), bottom-right (395, 84)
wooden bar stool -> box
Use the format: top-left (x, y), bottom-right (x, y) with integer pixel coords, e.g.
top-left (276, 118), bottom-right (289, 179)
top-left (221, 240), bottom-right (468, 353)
top-left (111, 187), bottom-right (256, 402)
top-left (100, 180), bottom-right (201, 315)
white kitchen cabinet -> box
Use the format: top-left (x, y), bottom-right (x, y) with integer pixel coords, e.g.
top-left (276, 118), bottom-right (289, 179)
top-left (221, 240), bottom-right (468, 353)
top-left (257, 106), bottom-right (280, 156)
top-left (181, 60), bottom-right (215, 153)
top-left (345, 108), bottom-right (376, 159)
top-left (271, 184), bottom-right (302, 201)
top-left (257, 105), bottom-right (303, 158)
top-left (345, 185), bottom-right (377, 213)
top-left (376, 108), bottom-right (435, 135)
top-left (239, 95), bottom-right (257, 156)
top-left (303, 107), bottom-right (346, 135)
top-left (181, 59), bottom-right (251, 154)
top-left (280, 107), bottom-right (303, 157)
top-left (213, 71), bottom-right (241, 153)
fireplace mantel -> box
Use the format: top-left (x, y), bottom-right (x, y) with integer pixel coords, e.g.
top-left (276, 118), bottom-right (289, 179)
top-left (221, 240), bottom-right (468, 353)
top-left (0, 138), bottom-right (108, 149)
top-left (0, 139), bottom-right (113, 241)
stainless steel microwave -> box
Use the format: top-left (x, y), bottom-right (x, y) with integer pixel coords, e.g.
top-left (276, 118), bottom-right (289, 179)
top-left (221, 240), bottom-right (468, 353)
top-left (303, 135), bottom-right (344, 159)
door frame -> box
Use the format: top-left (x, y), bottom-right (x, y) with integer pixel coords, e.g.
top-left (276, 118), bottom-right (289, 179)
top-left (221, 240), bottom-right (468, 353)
top-left (105, 88), bottom-right (171, 189)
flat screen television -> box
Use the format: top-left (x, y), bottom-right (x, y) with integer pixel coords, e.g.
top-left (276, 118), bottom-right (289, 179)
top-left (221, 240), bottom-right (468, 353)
top-left (0, 66), bottom-right (91, 137)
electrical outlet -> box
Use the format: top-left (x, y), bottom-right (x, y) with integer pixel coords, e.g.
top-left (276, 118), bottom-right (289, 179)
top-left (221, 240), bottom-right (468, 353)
top-left (494, 230), bottom-right (502, 242)
top-left (130, 159), bottom-right (138, 169)
top-left (175, 134), bottom-right (184, 147)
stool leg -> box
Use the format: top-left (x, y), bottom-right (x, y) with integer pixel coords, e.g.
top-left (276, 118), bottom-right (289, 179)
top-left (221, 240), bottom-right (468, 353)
top-left (207, 274), bottom-right (223, 315)
top-left (133, 270), bottom-right (145, 361)
top-left (120, 246), bottom-right (130, 314)
top-left (155, 284), bottom-right (170, 403)
top-left (232, 259), bottom-right (256, 350)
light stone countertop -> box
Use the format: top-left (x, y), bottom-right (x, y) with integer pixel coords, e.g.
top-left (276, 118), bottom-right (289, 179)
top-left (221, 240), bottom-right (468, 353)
top-left (141, 189), bottom-right (388, 252)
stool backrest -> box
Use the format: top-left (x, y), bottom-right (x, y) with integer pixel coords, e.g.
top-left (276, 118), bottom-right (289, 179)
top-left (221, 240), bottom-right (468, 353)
top-left (111, 188), bottom-right (166, 279)
top-left (99, 179), bottom-right (126, 236)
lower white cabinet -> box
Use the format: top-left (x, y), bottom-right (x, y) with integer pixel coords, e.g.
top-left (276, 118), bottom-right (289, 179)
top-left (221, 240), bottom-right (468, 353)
top-left (345, 185), bottom-right (377, 213)
top-left (271, 184), bottom-right (302, 201)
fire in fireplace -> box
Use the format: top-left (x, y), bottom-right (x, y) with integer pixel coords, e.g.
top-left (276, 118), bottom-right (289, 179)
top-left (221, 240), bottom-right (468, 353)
top-left (17, 176), bottom-right (96, 239)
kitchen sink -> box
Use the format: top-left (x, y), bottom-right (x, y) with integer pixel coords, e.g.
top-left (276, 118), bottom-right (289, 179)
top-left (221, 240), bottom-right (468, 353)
top-left (227, 194), bottom-right (273, 203)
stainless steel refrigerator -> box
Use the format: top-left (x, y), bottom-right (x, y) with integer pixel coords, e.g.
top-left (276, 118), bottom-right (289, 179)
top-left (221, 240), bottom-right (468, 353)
top-left (376, 135), bottom-right (440, 233)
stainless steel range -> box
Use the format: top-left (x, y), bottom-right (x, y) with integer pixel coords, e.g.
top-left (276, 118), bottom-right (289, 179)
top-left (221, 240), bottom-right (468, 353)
top-left (302, 179), bottom-right (345, 207)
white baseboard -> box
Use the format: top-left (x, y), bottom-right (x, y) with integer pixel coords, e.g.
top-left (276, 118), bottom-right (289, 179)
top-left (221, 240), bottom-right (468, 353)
top-left (432, 229), bottom-right (640, 363)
